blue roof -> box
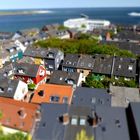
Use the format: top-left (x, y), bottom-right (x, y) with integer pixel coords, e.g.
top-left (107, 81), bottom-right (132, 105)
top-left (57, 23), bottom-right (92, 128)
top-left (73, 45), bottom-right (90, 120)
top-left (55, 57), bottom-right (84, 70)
top-left (95, 106), bottom-right (130, 140)
top-left (33, 103), bottom-right (68, 140)
top-left (72, 87), bottom-right (111, 108)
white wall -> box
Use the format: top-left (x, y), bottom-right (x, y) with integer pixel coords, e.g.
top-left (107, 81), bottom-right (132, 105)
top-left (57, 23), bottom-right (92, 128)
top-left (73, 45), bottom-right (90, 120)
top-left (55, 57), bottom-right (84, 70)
top-left (77, 73), bottom-right (84, 86)
top-left (15, 40), bottom-right (26, 53)
top-left (14, 80), bottom-right (28, 101)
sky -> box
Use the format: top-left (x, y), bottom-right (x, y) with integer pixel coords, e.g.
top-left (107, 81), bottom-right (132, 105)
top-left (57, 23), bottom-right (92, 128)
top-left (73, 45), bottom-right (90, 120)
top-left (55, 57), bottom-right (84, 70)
top-left (0, 0), bottom-right (140, 9)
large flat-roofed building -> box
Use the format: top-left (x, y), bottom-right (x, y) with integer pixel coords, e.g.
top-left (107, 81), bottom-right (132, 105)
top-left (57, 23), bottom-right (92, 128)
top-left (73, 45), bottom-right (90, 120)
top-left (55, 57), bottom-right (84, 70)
top-left (64, 18), bottom-right (111, 31)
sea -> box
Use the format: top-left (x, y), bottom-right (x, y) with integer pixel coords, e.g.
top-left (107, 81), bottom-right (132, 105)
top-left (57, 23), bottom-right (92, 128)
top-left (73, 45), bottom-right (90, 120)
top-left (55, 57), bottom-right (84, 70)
top-left (0, 7), bottom-right (140, 32)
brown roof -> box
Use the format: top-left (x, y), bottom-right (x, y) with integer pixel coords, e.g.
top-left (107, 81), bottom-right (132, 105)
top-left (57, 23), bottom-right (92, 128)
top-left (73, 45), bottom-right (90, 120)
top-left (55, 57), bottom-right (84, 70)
top-left (0, 97), bottom-right (40, 133)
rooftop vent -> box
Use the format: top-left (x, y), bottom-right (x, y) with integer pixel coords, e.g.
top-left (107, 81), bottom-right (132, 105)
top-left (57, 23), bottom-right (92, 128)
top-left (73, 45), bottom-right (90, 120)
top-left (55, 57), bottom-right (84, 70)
top-left (38, 90), bottom-right (44, 97)
top-left (115, 119), bottom-right (121, 128)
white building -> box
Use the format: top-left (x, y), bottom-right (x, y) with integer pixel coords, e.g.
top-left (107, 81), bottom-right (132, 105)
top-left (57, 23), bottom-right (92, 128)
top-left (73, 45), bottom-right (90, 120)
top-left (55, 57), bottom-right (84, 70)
top-left (0, 79), bottom-right (28, 101)
top-left (64, 18), bottom-right (111, 31)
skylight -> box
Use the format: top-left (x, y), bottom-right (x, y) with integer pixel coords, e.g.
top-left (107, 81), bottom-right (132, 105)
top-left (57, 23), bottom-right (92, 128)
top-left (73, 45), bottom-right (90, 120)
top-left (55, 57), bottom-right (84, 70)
top-left (80, 117), bottom-right (86, 126)
top-left (71, 116), bottom-right (78, 125)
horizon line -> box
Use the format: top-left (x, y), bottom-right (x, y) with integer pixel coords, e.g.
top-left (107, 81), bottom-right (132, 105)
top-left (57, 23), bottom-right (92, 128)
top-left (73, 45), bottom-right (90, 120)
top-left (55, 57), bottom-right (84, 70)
top-left (0, 6), bottom-right (140, 10)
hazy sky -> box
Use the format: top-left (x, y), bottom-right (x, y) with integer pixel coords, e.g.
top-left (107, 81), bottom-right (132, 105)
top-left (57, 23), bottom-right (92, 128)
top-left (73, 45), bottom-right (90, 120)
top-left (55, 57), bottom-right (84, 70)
top-left (0, 0), bottom-right (140, 9)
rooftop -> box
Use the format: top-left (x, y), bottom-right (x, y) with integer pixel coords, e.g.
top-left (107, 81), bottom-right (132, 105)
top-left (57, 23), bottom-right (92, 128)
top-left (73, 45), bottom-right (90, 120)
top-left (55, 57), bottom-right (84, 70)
top-left (13, 62), bottom-right (40, 77)
top-left (110, 85), bottom-right (140, 107)
top-left (24, 46), bottom-right (62, 59)
top-left (92, 54), bottom-right (113, 75)
top-left (33, 103), bottom-right (68, 140)
top-left (113, 56), bottom-right (137, 78)
top-left (49, 70), bottom-right (81, 86)
top-left (31, 84), bottom-right (73, 104)
top-left (0, 79), bottom-right (20, 98)
top-left (72, 87), bottom-right (111, 108)
top-left (0, 97), bottom-right (40, 133)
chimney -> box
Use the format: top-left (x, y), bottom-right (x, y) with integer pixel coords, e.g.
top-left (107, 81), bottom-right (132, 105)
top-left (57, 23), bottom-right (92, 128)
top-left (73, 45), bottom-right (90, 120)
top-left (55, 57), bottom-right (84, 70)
top-left (59, 113), bottom-right (69, 125)
top-left (87, 112), bottom-right (102, 128)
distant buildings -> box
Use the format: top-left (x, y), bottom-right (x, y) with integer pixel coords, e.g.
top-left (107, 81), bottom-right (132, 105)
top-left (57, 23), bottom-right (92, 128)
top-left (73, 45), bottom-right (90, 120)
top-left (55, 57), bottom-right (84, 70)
top-left (64, 18), bottom-right (111, 31)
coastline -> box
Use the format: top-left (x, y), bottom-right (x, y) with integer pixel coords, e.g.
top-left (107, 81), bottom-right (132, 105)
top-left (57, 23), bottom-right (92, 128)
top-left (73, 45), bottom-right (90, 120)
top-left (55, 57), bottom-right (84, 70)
top-left (0, 10), bottom-right (53, 16)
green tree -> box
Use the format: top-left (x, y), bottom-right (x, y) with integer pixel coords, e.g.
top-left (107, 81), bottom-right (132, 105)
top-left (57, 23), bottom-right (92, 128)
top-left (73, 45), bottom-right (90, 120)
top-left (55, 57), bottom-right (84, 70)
top-left (76, 129), bottom-right (94, 140)
top-left (35, 38), bottom-right (136, 58)
top-left (0, 110), bottom-right (3, 119)
top-left (28, 83), bottom-right (36, 91)
top-left (81, 24), bottom-right (86, 28)
top-left (0, 132), bottom-right (29, 140)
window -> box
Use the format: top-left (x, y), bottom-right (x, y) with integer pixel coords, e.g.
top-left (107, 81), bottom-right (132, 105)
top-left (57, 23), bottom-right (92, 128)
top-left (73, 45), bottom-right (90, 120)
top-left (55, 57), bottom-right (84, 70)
top-left (17, 68), bottom-right (25, 74)
top-left (49, 65), bottom-right (54, 69)
top-left (67, 79), bottom-right (74, 85)
top-left (9, 48), bottom-right (14, 53)
top-left (60, 77), bottom-right (63, 81)
top-left (128, 65), bottom-right (133, 71)
top-left (118, 65), bottom-right (121, 69)
top-left (80, 117), bottom-right (86, 126)
top-left (0, 87), bottom-right (4, 93)
top-left (91, 97), bottom-right (96, 104)
top-left (7, 87), bottom-right (13, 93)
top-left (63, 97), bottom-right (68, 104)
top-left (39, 70), bottom-right (45, 76)
top-left (48, 53), bottom-right (54, 58)
top-left (50, 96), bottom-right (60, 102)
top-left (71, 116), bottom-right (78, 125)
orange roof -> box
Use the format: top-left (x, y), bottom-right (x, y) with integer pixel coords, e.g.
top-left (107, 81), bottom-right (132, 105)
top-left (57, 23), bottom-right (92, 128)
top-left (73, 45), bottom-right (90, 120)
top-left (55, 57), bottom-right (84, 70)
top-left (31, 84), bottom-right (73, 104)
top-left (0, 97), bottom-right (40, 133)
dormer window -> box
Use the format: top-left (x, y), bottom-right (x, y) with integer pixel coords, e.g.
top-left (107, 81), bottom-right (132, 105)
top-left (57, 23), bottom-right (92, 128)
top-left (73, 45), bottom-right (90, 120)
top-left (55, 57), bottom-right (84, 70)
top-left (71, 116), bottom-right (78, 125)
top-left (47, 52), bottom-right (54, 58)
top-left (128, 65), bottom-right (133, 71)
top-left (16, 46), bottom-right (20, 51)
top-left (60, 77), bottom-right (63, 81)
top-left (0, 87), bottom-right (4, 93)
top-left (7, 87), bottom-right (13, 93)
top-left (88, 63), bottom-right (92, 67)
top-left (17, 68), bottom-right (25, 74)
top-left (50, 96), bottom-right (60, 102)
top-left (118, 65), bottom-right (121, 69)
top-left (91, 97), bottom-right (96, 104)
top-left (39, 70), bottom-right (45, 76)
top-left (9, 48), bottom-right (14, 53)
top-left (67, 79), bottom-right (74, 85)
top-left (17, 109), bottom-right (27, 119)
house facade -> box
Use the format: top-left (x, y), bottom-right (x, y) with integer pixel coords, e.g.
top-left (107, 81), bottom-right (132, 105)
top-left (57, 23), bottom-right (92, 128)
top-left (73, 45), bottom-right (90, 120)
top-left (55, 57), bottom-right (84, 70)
top-left (0, 79), bottom-right (28, 101)
top-left (14, 63), bottom-right (47, 85)
top-left (23, 47), bottom-right (64, 74)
